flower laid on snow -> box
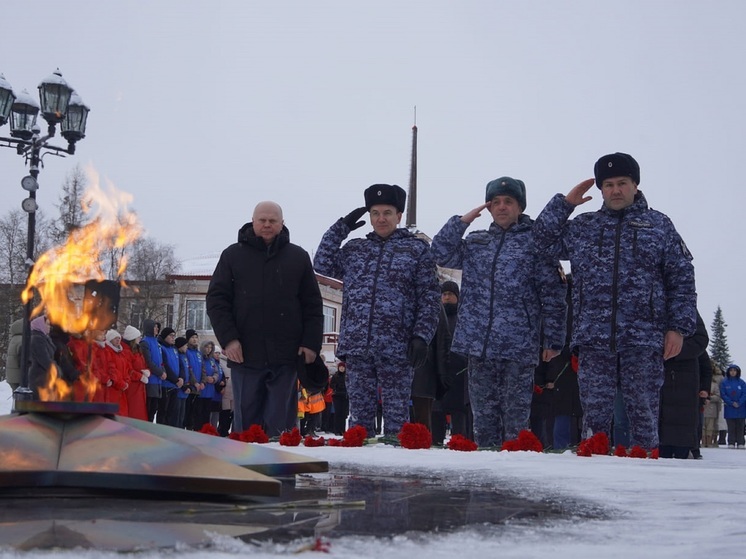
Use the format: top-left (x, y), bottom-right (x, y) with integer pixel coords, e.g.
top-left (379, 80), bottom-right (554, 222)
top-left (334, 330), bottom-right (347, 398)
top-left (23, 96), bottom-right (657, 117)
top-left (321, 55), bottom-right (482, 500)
top-left (447, 434), bottom-right (478, 451)
top-left (501, 429), bottom-right (543, 452)
top-left (328, 425), bottom-right (368, 447)
top-left (304, 435), bottom-right (326, 447)
top-left (614, 445), bottom-right (628, 457)
top-left (627, 445), bottom-right (648, 459)
top-left (198, 423), bottom-right (219, 436)
top-left (576, 432), bottom-right (610, 457)
top-left (398, 422), bottom-right (432, 449)
top-left (279, 427), bottom-right (302, 446)
top-left (229, 424), bottom-right (269, 444)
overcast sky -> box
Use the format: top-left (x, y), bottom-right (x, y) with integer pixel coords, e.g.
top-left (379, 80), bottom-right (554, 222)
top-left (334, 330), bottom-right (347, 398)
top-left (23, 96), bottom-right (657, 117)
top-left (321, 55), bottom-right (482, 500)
top-left (2, 1), bottom-right (744, 360)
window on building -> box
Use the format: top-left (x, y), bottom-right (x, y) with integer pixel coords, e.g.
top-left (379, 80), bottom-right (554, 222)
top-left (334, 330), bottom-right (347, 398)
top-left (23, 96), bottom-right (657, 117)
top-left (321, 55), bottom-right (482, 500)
top-left (165, 303), bottom-right (174, 328)
top-left (185, 300), bottom-right (211, 331)
top-left (129, 303), bottom-right (144, 330)
top-left (323, 305), bottom-right (337, 333)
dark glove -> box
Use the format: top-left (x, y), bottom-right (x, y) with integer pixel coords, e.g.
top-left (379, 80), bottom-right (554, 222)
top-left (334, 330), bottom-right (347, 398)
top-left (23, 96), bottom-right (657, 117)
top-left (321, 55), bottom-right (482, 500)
top-left (342, 207), bottom-right (367, 231)
top-left (407, 337), bottom-right (429, 369)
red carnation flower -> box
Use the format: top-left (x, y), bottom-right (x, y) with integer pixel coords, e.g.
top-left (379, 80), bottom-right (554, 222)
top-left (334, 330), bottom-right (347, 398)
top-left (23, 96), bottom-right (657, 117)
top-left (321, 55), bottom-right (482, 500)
top-left (447, 434), bottom-right (478, 451)
top-left (341, 425), bottom-right (367, 447)
top-left (533, 384), bottom-right (544, 395)
top-left (279, 427), bottom-right (302, 446)
top-left (570, 354), bottom-right (579, 373)
top-left (614, 444), bottom-right (628, 457)
top-left (628, 445), bottom-right (648, 459)
top-left (577, 432), bottom-right (610, 456)
top-left (649, 448), bottom-right (659, 459)
top-left (501, 429), bottom-right (543, 452)
top-left (198, 423), bottom-right (219, 436)
top-left (303, 435), bottom-right (326, 447)
top-left (397, 422), bottom-right (432, 449)
top-left (327, 438), bottom-right (342, 446)
top-left (231, 424), bottom-right (269, 444)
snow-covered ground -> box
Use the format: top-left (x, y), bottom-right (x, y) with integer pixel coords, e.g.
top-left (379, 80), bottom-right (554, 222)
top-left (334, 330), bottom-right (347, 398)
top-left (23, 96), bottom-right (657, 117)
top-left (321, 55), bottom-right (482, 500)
top-left (0, 380), bottom-right (743, 558)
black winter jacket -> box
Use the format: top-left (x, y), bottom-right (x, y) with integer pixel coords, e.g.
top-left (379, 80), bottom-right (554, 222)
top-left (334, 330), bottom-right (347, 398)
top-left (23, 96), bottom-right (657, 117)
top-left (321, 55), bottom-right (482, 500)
top-left (206, 223), bottom-right (323, 368)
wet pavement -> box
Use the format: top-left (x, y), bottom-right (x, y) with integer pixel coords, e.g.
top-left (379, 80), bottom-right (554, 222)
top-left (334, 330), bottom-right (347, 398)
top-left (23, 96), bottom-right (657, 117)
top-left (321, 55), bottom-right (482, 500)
top-left (0, 467), bottom-right (608, 551)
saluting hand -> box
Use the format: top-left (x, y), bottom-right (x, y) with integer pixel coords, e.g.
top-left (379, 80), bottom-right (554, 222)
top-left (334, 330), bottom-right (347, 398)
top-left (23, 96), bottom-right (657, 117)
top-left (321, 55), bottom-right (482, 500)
top-left (460, 202), bottom-right (490, 224)
top-left (565, 178), bottom-right (596, 206)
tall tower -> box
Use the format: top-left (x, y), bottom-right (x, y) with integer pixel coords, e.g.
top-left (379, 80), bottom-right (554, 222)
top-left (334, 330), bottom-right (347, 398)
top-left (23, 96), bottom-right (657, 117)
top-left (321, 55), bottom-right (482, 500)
top-left (405, 109), bottom-right (418, 230)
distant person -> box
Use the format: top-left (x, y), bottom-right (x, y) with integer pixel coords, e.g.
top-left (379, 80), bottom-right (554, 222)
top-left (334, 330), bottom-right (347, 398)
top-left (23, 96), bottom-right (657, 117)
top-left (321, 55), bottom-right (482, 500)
top-left (103, 329), bottom-right (130, 416)
top-left (658, 312), bottom-right (709, 458)
top-left (174, 336), bottom-right (193, 429)
top-left (6, 318), bottom-right (23, 391)
top-left (158, 327), bottom-right (184, 426)
top-left (121, 325), bottom-right (149, 421)
top-left (532, 152), bottom-right (697, 450)
top-left (140, 319), bottom-right (166, 422)
top-left (330, 362), bottom-right (349, 436)
top-left (207, 201), bottom-right (323, 436)
top-left (428, 281), bottom-right (472, 446)
top-left (28, 316), bottom-right (59, 397)
top-left (314, 184), bottom-right (440, 440)
top-left (720, 364), bottom-right (746, 448)
top-left (431, 177), bottom-right (567, 448)
top-left (702, 362), bottom-right (724, 447)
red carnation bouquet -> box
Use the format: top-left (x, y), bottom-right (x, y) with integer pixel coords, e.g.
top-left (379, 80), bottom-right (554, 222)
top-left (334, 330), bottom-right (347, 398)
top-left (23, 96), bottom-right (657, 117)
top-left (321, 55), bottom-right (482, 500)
top-left (229, 424), bottom-right (269, 444)
top-left (328, 425), bottom-right (368, 447)
top-left (398, 422), bottom-right (432, 449)
top-left (576, 432), bottom-right (610, 456)
top-left (501, 429), bottom-right (543, 452)
top-left (303, 435), bottom-right (326, 447)
top-left (198, 423), bottom-right (219, 436)
top-left (279, 427), bottom-right (302, 446)
top-left (447, 434), bottom-right (478, 451)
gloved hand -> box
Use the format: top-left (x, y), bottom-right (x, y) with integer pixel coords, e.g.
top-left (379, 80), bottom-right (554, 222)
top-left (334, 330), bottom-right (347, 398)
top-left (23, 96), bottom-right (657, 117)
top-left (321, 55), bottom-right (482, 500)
top-left (141, 369), bottom-right (150, 378)
top-left (342, 207), bottom-right (367, 231)
top-left (407, 337), bottom-right (429, 369)
top-left (140, 373), bottom-right (149, 384)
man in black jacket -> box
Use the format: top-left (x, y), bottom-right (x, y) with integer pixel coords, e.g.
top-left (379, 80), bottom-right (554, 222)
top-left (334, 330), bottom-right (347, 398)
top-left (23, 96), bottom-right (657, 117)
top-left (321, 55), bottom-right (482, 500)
top-left (206, 201), bottom-right (323, 436)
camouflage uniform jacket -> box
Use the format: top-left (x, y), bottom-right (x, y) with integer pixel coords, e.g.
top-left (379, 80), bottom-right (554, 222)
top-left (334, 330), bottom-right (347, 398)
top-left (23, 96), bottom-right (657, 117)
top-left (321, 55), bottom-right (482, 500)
top-left (314, 220), bottom-right (440, 360)
top-left (532, 191), bottom-right (696, 351)
top-left (431, 215), bottom-right (567, 366)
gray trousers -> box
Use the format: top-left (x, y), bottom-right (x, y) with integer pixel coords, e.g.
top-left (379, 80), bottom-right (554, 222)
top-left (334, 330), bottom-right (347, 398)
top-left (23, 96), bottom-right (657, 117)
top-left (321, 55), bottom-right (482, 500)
top-left (578, 347), bottom-right (663, 449)
top-left (468, 357), bottom-right (533, 448)
top-left (231, 363), bottom-right (297, 436)
top-left (346, 353), bottom-right (414, 437)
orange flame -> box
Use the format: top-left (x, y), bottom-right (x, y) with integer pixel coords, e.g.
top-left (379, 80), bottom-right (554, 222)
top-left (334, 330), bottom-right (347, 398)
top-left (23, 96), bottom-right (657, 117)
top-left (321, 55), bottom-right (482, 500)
top-left (22, 166), bottom-right (142, 333)
top-left (22, 166), bottom-right (142, 401)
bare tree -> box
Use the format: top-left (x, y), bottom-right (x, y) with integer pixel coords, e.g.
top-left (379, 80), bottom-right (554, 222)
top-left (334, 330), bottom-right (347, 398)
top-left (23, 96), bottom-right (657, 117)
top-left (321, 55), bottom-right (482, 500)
top-left (53, 164), bottom-right (89, 242)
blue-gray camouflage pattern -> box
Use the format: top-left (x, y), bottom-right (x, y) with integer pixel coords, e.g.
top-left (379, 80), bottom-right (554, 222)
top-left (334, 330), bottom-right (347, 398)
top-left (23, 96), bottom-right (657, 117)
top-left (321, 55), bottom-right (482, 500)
top-left (468, 357), bottom-right (534, 447)
top-left (313, 219), bottom-right (440, 359)
top-left (532, 191), bottom-right (697, 350)
top-left (345, 354), bottom-right (413, 436)
top-left (430, 215), bottom-right (567, 365)
top-left (578, 347), bottom-right (664, 449)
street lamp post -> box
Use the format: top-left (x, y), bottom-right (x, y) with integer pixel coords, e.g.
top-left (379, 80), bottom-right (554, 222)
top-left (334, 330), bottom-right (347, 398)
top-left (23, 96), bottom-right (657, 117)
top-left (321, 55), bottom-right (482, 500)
top-left (0, 69), bottom-right (90, 404)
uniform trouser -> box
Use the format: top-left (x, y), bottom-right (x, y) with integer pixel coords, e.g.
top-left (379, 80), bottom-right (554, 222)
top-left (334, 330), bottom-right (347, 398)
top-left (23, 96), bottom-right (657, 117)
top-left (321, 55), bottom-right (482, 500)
top-left (346, 354), bottom-right (414, 437)
top-left (231, 363), bottom-right (297, 436)
top-left (468, 357), bottom-right (534, 448)
top-left (578, 347), bottom-right (663, 449)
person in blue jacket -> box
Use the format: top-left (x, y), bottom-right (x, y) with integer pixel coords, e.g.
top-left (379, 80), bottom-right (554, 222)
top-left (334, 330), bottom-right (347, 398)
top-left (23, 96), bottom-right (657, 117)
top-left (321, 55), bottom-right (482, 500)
top-left (139, 319), bottom-right (166, 423)
top-left (314, 184), bottom-right (440, 440)
top-left (720, 364), bottom-right (746, 448)
top-left (431, 177), bottom-right (567, 448)
top-left (532, 152), bottom-right (697, 450)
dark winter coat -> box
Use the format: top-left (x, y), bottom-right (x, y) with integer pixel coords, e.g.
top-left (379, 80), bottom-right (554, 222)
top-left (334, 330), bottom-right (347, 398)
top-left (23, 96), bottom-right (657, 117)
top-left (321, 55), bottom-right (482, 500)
top-left (313, 220), bottom-right (440, 360)
top-left (206, 223), bottom-right (323, 368)
top-left (533, 191), bottom-right (697, 351)
top-left (431, 214), bottom-right (567, 366)
top-left (28, 330), bottom-right (60, 395)
top-left (658, 312), bottom-right (709, 448)
top-left (330, 370), bottom-right (347, 396)
top-left (431, 303), bottom-right (469, 411)
top-left (6, 318), bottom-right (24, 386)
top-left (720, 372), bottom-right (746, 420)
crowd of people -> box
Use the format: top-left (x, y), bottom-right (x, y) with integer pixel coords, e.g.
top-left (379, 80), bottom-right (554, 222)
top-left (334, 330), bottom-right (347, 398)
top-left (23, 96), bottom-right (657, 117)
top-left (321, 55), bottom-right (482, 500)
top-left (5, 151), bottom-right (744, 457)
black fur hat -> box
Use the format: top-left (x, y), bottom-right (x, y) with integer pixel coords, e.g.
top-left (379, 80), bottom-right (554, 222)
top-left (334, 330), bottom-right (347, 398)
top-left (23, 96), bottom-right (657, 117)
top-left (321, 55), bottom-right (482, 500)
top-left (594, 152), bottom-right (640, 188)
top-left (364, 184), bottom-right (406, 212)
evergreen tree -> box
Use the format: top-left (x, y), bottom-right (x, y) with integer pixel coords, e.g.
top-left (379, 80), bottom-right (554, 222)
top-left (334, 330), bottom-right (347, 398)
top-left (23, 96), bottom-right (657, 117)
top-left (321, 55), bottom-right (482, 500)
top-left (709, 306), bottom-right (731, 370)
